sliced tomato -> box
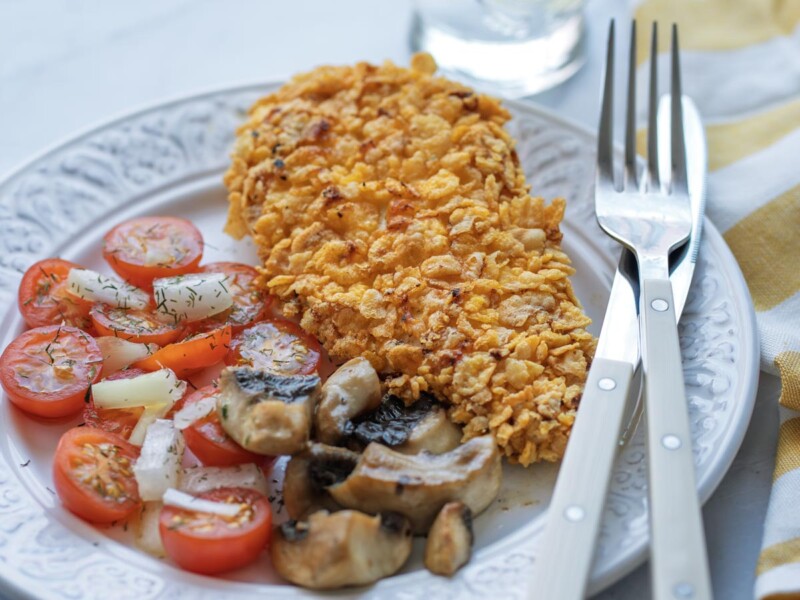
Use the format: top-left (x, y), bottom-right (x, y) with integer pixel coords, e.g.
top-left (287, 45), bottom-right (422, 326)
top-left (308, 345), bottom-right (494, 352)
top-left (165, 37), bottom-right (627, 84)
top-left (179, 385), bottom-right (266, 467)
top-left (159, 487), bottom-right (271, 574)
top-left (53, 427), bottom-right (141, 524)
top-left (226, 319), bottom-right (321, 375)
top-left (17, 258), bottom-right (94, 331)
top-left (103, 216), bottom-right (203, 289)
top-left (82, 368), bottom-right (148, 439)
top-left (0, 325), bottom-right (102, 418)
top-left (190, 262), bottom-right (272, 334)
top-left (133, 326), bottom-right (231, 378)
top-left (90, 304), bottom-right (183, 346)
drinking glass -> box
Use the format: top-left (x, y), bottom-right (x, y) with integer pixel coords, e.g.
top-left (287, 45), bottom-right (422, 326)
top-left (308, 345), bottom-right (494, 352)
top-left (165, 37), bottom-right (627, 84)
top-left (410, 0), bottom-right (586, 98)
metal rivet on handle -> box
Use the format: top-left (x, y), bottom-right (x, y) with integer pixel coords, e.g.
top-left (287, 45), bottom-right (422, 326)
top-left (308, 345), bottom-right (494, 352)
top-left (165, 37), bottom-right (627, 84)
top-left (651, 298), bottom-right (669, 312)
top-left (598, 377), bottom-right (616, 391)
top-left (662, 435), bottom-right (682, 450)
top-left (673, 582), bottom-right (694, 598)
top-left (564, 505), bottom-right (585, 522)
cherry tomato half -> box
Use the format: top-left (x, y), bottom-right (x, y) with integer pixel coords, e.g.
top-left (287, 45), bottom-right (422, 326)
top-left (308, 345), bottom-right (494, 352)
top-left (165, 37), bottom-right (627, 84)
top-left (90, 304), bottom-right (183, 346)
top-left (103, 216), bottom-right (203, 289)
top-left (159, 487), bottom-right (271, 574)
top-left (82, 368), bottom-right (149, 439)
top-left (133, 326), bottom-right (231, 378)
top-left (225, 319), bottom-right (321, 375)
top-left (179, 384), bottom-right (266, 467)
top-left (17, 258), bottom-right (93, 331)
top-left (190, 262), bottom-right (272, 334)
top-left (0, 325), bottom-right (103, 418)
top-left (53, 427), bottom-right (141, 524)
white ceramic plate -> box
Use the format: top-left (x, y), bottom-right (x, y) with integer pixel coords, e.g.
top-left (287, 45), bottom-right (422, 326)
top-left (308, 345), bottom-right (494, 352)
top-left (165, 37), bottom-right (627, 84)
top-left (0, 84), bottom-right (759, 599)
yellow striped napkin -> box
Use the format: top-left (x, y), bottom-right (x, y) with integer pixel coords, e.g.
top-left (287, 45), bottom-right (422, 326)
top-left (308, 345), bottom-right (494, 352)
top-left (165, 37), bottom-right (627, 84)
top-left (631, 1), bottom-right (800, 597)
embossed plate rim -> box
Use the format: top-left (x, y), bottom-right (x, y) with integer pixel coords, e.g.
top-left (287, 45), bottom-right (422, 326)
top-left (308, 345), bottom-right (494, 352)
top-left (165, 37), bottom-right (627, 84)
top-left (0, 82), bottom-right (759, 599)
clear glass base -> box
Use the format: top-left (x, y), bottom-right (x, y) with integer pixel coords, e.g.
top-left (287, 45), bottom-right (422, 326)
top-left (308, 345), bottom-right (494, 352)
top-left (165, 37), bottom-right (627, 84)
top-left (410, 0), bottom-right (585, 98)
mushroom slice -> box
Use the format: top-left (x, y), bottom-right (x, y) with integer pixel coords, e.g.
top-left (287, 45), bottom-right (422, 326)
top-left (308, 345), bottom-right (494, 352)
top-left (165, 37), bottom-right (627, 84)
top-left (397, 407), bottom-right (462, 455)
top-left (271, 510), bottom-right (412, 589)
top-left (283, 443), bottom-right (358, 519)
top-left (424, 502), bottom-right (474, 576)
top-left (316, 357), bottom-right (381, 445)
top-left (352, 394), bottom-right (462, 454)
top-left (328, 435), bottom-right (501, 534)
top-left (217, 366), bottom-right (320, 456)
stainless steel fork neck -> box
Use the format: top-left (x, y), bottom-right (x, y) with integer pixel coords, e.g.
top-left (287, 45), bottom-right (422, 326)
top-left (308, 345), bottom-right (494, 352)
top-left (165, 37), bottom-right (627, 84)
top-left (637, 253), bottom-right (670, 281)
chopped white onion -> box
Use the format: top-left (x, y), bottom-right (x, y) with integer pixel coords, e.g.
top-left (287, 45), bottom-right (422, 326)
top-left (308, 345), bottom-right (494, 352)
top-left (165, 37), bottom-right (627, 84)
top-left (178, 464), bottom-right (268, 496)
top-left (91, 369), bottom-right (185, 410)
top-left (134, 501), bottom-right (165, 558)
top-left (162, 488), bottom-right (241, 517)
top-left (133, 419), bottom-right (185, 501)
top-left (172, 395), bottom-right (217, 430)
top-left (128, 404), bottom-right (170, 446)
top-left (95, 337), bottom-right (157, 376)
top-left (66, 268), bottom-right (150, 310)
top-left (153, 273), bottom-right (233, 323)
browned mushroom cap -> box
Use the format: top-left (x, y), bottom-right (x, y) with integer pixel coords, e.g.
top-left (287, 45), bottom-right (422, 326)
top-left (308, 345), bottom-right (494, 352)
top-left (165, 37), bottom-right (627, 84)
top-left (424, 502), bottom-right (474, 576)
top-left (327, 435), bottom-right (501, 534)
top-left (270, 510), bottom-right (412, 589)
top-left (316, 358), bottom-right (382, 445)
top-left (283, 443), bottom-right (359, 520)
top-left (217, 366), bottom-right (320, 456)
top-left (351, 394), bottom-right (462, 454)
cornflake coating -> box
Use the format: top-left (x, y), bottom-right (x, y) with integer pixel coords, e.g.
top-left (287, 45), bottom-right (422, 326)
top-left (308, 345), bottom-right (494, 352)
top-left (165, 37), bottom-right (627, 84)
top-left (224, 55), bottom-right (596, 465)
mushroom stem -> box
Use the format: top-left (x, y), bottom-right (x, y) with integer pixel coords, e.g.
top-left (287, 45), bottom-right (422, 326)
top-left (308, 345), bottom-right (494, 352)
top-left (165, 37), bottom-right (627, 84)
top-left (316, 357), bottom-right (382, 445)
top-left (424, 502), bottom-right (474, 576)
top-left (271, 510), bottom-right (412, 589)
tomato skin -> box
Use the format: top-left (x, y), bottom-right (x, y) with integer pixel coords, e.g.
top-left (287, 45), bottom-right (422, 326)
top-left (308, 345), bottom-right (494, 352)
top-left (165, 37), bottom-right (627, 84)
top-left (103, 216), bottom-right (204, 289)
top-left (0, 325), bottom-right (103, 418)
top-left (179, 385), bottom-right (266, 467)
top-left (53, 427), bottom-right (141, 524)
top-left (90, 304), bottom-right (183, 346)
top-left (18, 258), bottom-right (94, 331)
top-left (82, 369), bottom-right (148, 439)
top-left (226, 319), bottom-right (321, 375)
top-left (191, 262), bottom-right (272, 335)
top-left (159, 487), bottom-right (271, 574)
top-left (133, 326), bottom-right (231, 378)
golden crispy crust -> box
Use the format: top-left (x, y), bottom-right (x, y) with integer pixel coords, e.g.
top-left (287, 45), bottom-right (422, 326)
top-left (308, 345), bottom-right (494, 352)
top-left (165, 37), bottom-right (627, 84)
top-left (224, 56), bottom-right (595, 465)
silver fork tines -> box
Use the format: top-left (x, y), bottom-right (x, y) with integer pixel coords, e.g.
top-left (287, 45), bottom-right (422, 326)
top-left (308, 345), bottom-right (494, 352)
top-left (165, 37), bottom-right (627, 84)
top-left (595, 21), bottom-right (712, 600)
top-left (596, 22), bottom-right (691, 281)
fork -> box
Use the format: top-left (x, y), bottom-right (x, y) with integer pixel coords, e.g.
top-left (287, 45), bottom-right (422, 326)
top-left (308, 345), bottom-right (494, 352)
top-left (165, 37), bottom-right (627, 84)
top-left (596, 22), bottom-right (712, 600)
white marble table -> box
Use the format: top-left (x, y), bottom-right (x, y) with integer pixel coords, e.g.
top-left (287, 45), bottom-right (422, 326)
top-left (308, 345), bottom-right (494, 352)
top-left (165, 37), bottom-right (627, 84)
top-left (0, 1), bottom-right (778, 598)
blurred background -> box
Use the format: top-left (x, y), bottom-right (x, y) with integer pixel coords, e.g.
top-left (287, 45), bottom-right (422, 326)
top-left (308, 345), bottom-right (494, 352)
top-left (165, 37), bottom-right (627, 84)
top-left (0, 0), bottom-right (635, 175)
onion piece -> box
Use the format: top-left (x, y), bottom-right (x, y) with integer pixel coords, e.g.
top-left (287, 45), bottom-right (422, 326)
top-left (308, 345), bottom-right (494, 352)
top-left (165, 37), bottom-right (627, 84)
top-left (172, 395), bottom-right (217, 430)
top-left (134, 501), bottom-right (165, 558)
top-left (133, 419), bottom-right (185, 501)
top-left (95, 337), bottom-right (157, 376)
top-left (66, 268), bottom-right (150, 310)
top-left (162, 488), bottom-right (241, 517)
top-left (178, 464), bottom-right (269, 496)
top-left (128, 404), bottom-right (170, 446)
top-left (91, 369), bottom-right (185, 410)
top-left (153, 273), bottom-right (233, 323)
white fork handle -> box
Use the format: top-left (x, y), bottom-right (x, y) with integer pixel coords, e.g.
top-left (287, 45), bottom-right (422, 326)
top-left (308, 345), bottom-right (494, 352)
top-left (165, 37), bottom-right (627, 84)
top-left (532, 357), bottom-right (633, 599)
top-left (641, 278), bottom-right (712, 600)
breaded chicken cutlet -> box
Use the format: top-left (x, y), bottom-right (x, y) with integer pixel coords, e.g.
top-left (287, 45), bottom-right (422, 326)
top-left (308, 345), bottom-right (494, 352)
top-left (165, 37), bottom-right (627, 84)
top-left (224, 55), bottom-right (595, 465)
